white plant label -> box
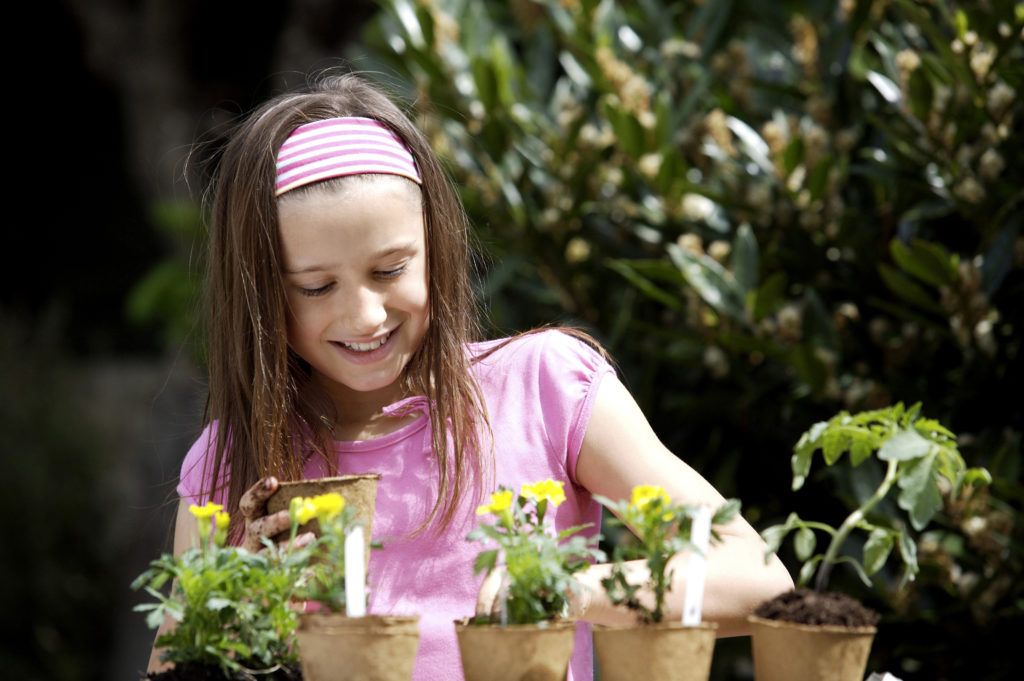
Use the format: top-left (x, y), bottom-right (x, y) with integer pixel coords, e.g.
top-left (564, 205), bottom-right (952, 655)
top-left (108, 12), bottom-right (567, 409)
top-left (682, 505), bottom-right (712, 626)
top-left (345, 525), bottom-right (367, 618)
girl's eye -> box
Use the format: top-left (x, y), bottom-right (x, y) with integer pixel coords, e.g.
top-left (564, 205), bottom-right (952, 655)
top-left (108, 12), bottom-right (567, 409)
top-left (299, 283), bottom-right (333, 297)
top-left (376, 265), bottom-right (406, 280)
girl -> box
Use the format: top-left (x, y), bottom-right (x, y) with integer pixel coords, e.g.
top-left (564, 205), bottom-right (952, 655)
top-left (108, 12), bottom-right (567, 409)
top-left (151, 73), bottom-right (792, 680)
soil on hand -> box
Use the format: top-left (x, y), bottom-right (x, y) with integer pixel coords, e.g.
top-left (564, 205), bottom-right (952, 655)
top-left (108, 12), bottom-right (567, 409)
top-left (145, 663), bottom-right (303, 681)
top-left (754, 588), bottom-right (879, 627)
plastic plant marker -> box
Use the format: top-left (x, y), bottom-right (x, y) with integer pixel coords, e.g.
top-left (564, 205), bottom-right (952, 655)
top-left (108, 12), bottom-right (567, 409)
top-left (682, 506), bottom-right (712, 625)
top-left (345, 526), bottom-right (366, 617)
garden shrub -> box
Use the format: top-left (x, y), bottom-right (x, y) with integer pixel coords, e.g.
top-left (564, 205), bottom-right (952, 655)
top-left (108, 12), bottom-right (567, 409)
top-left (360, 1), bottom-right (1022, 678)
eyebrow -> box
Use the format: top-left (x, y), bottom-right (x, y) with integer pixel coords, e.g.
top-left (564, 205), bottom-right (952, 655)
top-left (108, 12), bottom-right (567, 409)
top-left (284, 242), bottom-right (419, 275)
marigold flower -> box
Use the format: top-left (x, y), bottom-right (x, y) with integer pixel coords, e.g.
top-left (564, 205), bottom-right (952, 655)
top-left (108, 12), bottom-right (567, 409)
top-left (290, 497), bottom-right (319, 526)
top-left (630, 485), bottom-right (670, 511)
top-left (189, 502), bottom-right (223, 520)
top-left (214, 511), bottom-right (230, 529)
top-left (476, 489), bottom-right (515, 516)
top-left (311, 493), bottom-right (346, 519)
top-left (522, 479), bottom-right (567, 507)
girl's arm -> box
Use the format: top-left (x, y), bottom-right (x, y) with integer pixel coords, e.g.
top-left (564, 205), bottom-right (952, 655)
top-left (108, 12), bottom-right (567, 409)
top-left (145, 499), bottom-right (200, 674)
top-left (572, 375), bottom-right (794, 636)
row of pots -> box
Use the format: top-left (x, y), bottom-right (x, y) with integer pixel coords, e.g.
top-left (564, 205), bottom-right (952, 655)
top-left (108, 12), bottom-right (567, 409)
top-left (298, 614), bottom-right (718, 681)
top-left (298, 611), bottom-right (875, 681)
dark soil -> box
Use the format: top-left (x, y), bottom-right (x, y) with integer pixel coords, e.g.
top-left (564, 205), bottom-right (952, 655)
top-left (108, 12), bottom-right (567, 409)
top-left (754, 588), bottom-right (880, 627)
top-left (145, 663), bottom-right (303, 681)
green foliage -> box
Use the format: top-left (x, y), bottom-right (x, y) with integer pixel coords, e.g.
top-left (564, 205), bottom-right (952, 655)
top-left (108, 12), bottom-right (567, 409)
top-left (132, 506), bottom-right (309, 676)
top-left (359, 4), bottom-right (1022, 673)
top-left (468, 482), bottom-right (605, 625)
top-left (287, 493), bottom-right (362, 613)
top-left (762, 403), bottom-right (991, 592)
top-left (596, 485), bottom-right (739, 624)
top-left (125, 199), bottom-right (204, 357)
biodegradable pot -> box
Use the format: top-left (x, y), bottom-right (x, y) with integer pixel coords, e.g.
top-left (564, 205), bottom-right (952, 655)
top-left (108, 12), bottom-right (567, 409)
top-left (747, 615), bottom-right (876, 681)
top-left (268, 474), bottom-right (380, 562)
top-left (593, 621), bottom-right (717, 681)
top-left (297, 613), bottom-right (420, 681)
top-left (454, 618), bottom-right (577, 681)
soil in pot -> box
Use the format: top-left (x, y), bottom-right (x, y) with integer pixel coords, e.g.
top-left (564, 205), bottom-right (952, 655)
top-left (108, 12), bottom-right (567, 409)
top-left (144, 662), bottom-right (303, 680)
top-left (748, 589), bottom-right (879, 681)
top-left (753, 588), bottom-right (879, 627)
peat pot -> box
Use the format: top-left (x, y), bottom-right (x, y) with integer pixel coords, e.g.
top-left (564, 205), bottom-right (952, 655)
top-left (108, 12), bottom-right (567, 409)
top-left (268, 474), bottom-right (380, 562)
top-left (297, 613), bottom-right (420, 681)
top-left (747, 615), bottom-right (876, 681)
top-left (454, 618), bottom-right (577, 681)
top-left (593, 621), bottom-right (717, 681)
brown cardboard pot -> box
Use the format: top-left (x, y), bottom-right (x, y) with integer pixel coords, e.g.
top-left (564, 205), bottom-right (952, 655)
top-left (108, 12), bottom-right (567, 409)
top-left (747, 615), bottom-right (876, 681)
top-left (296, 613), bottom-right (420, 681)
top-left (593, 621), bottom-right (716, 681)
top-left (454, 618), bottom-right (576, 681)
top-left (268, 475), bottom-right (379, 563)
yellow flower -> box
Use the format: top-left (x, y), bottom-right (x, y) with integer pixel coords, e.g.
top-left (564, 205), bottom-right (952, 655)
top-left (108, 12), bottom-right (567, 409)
top-left (214, 511), bottom-right (230, 529)
top-left (631, 485), bottom-right (670, 511)
top-left (521, 479), bottom-right (566, 507)
top-left (476, 489), bottom-right (514, 516)
top-left (189, 502), bottom-right (223, 520)
top-left (290, 496), bottom-right (319, 526)
top-left (311, 493), bottom-right (346, 519)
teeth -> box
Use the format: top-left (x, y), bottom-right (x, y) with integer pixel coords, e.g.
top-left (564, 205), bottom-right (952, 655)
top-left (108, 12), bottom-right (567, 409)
top-left (340, 332), bottom-right (390, 352)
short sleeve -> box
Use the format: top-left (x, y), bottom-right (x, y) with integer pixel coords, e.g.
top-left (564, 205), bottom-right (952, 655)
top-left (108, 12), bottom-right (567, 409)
top-left (533, 331), bottom-right (615, 481)
top-left (176, 422), bottom-right (229, 505)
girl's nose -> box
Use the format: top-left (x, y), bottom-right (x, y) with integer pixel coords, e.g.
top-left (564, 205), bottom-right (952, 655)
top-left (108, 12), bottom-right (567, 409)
top-left (338, 287), bottom-right (387, 334)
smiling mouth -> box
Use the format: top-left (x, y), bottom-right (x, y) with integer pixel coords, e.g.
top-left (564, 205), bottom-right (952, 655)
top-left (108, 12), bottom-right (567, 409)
top-left (335, 330), bottom-right (393, 353)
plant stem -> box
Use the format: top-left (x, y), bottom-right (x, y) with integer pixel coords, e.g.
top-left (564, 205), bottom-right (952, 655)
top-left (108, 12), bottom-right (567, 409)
top-left (814, 458), bottom-right (899, 592)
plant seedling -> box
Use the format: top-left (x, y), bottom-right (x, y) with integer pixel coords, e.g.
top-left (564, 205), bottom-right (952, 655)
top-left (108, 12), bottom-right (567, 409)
top-left (762, 402), bottom-right (991, 592)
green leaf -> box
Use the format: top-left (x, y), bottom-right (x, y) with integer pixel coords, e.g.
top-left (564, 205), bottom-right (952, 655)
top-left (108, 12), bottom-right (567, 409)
top-left (731, 223), bottom-right (759, 296)
top-left (752, 271), bottom-right (787, 322)
top-left (797, 556), bottom-right (820, 587)
top-left (890, 238), bottom-right (958, 287)
top-left (822, 428), bottom-right (848, 465)
top-left (473, 549), bottom-right (499, 576)
top-left (792, 422), bottom-right (827, 490)
top-left (146, 607), bottom-right (166, 630)
top-left (878, 427), bottom-right (933, 461)
top-left (667, 243), bottom-right (747, 323)
top-left (863, 528), bottom-right (894, 575)
top-left (877, 263), bottom-right (944, 313)
top-left (794, 526), bottom-right (817, 561)
top-left (849, 437), bottom-right (874, 466)
top-left (897, 452), bottom-right (943, 531)
top-left (606, 259), bottom-right (686, 311)
top-left (897, 530), bottom-right (919, 587)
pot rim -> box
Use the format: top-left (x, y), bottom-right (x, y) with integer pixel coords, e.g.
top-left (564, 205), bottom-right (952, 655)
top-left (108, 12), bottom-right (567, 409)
top-left (276, 474), bottom-right (382, 485)
top-left (454, 617), bottom-right (577, 631)
top-left (747, 614), bottom-right (877, 635)
top-left (592, 620), bottom-right (718, 633)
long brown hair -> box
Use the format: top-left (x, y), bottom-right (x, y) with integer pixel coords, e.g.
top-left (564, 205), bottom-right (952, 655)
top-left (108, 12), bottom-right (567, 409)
top-left (200, 73), bottom-right (486, 537)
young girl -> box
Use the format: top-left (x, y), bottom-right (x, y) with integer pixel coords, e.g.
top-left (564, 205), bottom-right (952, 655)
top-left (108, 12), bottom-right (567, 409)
top-left (151, 73), bottom-right (792, 680)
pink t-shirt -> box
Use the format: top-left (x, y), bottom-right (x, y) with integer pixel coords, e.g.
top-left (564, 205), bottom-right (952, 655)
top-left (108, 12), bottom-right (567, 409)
top-left (178, 330), bottom-right (614, 681)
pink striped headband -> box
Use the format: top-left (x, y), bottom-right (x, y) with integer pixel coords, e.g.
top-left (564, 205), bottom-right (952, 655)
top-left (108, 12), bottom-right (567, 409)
top-left (275, 116), bottom-right (422, 196)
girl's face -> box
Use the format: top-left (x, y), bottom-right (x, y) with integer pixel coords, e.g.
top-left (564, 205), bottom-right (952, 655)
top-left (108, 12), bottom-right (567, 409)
top-left (278, 176), bottom-right (429, 414)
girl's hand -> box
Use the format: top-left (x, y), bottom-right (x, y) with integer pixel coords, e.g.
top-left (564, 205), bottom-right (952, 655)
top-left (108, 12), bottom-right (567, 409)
top-left (239, 476), bottom-right (314, 552)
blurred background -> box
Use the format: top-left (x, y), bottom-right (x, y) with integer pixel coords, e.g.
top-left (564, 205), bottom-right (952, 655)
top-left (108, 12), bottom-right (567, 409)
top-left (2, 1), bottom-right (1021, 679)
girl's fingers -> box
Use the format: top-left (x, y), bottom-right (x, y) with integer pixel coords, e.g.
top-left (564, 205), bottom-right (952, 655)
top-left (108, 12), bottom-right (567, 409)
top-left (240, 477), bottom-right (279, 519)
top-left (243, 508), bottom-right (293, 552)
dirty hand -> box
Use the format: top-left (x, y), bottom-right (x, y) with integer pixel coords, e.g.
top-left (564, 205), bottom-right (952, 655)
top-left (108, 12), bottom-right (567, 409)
top-left (239, 476), bottom-right (314, 552)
